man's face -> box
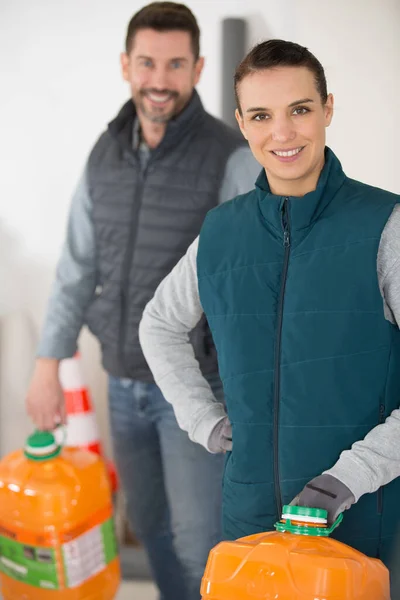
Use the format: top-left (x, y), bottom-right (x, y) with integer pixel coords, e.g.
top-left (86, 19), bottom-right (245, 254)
top-left (121, 28), bottom-right (204, 124)
top-left (235, 66), bottom-right (334, 194)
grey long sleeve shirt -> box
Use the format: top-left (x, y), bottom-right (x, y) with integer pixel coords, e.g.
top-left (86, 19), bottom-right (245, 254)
top-left (139, 204), bottom-right (400, 504)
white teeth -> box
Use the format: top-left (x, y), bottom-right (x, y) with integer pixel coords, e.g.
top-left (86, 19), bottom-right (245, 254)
top-left (274, 147), bottom-right (303, 157)
top-left (148, 93), bottom-right (171, 103)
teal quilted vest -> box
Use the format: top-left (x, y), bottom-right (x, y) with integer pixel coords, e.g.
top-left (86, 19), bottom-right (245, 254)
top-left (197, 148), bottom-right (400, 565)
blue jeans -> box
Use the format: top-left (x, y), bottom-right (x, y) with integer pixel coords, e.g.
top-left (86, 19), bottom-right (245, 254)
top-left (108, 374), bottom-right (224, 600)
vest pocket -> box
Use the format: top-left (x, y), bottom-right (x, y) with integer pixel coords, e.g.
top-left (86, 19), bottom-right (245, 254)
top-left (222, 451), bottom-right (231, 482)
top-left (222, 476), bottom-right (277, 537)
top-left (85, 284), bottom-right (115, 337)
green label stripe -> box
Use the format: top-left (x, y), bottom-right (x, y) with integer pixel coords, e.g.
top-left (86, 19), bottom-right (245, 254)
top-left (102, 517), bottom-right (118, 565)
top-left (0, 535), bottom-right (58, 589)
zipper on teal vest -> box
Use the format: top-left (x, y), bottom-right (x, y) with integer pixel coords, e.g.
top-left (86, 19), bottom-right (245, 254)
top-left (273, 198), bottom-right (291, 516)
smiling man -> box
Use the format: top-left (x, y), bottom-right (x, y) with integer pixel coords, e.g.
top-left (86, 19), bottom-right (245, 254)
top-left (25, 3), bottom-right (259, 599)
top-left (140, 39), bottom-right (400, 579)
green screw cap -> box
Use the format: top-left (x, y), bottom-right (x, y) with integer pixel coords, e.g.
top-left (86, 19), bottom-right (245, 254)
top-left (281, 505), bottom-right (328, 521)
top-left (274, 505), bottom-right (343, 537)
top-left (24, 431), bottom-right (61, 461)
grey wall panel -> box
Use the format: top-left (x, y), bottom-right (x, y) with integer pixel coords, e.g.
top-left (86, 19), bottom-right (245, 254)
top-left (221, 18), bottom-right (247, 129)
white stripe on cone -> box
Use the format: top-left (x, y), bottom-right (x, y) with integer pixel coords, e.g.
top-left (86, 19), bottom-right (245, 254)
top-left (62, 413), bottom-right (100, 447)
top-left (59, 355), bottom-right (85, 391)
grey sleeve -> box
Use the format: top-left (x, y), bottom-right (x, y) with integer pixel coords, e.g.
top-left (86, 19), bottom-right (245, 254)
top-left (325, 204), bottom-right (400, 500)
top-left (325, 409), bottom-right (400, 502)
top-left (139, 238), bottom-right (227, 449)
top-left (219, 145), bottom-right (261, 204)
top-left (37, 168), bottom-right (97, 359)
top-left (378, 204), bottom-right (400, 325)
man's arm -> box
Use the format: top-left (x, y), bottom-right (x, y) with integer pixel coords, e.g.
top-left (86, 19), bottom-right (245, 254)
top-left (27, 167), bottom-right (97, 430)
top-left (139, 237), bottom-right (228, 450)
top-left (37, 167), bottom-right (97, 359)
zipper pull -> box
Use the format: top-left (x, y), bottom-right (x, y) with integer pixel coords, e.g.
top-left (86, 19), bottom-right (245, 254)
top-left (282, 198), bottom-right (290, 247)
top-left (284, 230), bottom-right (290, 247)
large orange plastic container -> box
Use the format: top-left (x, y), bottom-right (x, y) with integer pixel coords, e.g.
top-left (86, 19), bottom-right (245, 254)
top-left (0, 430), bottom-right (120, 599)
top-left (201, 505), bottom-right (390, 599)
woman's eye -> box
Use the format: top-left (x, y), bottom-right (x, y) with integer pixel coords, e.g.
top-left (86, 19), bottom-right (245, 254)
top-left (293, 107), bottom-right (309, 115)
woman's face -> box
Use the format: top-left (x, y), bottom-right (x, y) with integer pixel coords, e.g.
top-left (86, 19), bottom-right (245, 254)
top-left (235, 66), bottom-right (334, 196)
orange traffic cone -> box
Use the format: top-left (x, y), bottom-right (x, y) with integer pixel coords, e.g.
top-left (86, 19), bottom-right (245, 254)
top-left (59, 352), bottom-right (118, 494)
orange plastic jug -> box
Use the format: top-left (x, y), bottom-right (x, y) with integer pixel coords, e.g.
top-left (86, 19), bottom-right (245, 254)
top-left (0, 430), bottom-right (120, 599)
top-left (201, 505), bottom-right (390, 599)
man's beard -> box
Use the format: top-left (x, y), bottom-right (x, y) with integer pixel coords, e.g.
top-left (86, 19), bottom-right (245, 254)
top-left (136, 88), bottom-right (182, 123)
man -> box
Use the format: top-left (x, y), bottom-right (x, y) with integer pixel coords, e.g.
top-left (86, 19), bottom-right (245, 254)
top-left (26, 4), bottom-right (258, 599)
top-left (139, 38), bottom-right (400, 575)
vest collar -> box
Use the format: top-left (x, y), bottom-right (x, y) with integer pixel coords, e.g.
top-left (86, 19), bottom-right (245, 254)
top-left (256, 147), bottom-right (347, 234)
top-left (108, 90), bottom-right (206, 157)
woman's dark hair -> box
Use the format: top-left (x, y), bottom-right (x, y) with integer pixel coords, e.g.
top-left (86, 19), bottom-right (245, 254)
top-left (234, 39), bottom-right (328, 114)
top-left (125, 2), bottom-right (200, 60)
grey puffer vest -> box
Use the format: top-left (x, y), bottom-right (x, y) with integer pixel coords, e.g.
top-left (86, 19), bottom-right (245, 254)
top-left (85, 91), bottom-right (246, 381)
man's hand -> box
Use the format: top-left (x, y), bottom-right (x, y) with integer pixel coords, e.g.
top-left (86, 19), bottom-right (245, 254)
top-left (207, 416), bottom-right (232, 453)
top-left (292, 474), bottom-right (355, 525)
top-left (26, 358), bottom-right (66, 430)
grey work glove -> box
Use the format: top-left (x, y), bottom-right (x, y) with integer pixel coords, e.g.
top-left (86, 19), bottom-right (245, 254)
top-left (293, 474), bottom-right (355, 525)
top-left (207, 417), bottom-right (232, 453)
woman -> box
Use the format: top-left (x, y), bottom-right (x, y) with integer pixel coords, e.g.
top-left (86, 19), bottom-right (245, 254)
top-left (139, 39), bottom-right (400, 573)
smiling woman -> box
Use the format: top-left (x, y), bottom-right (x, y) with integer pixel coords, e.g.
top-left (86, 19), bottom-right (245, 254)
top-left (234, 40), bottom-right (333, 197)
top-left (138, 36), bottom-right (400, 588)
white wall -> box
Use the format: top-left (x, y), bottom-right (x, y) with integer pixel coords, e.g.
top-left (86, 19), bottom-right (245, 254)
top-left (0, 0), bottom-right (399, 456)
top-left (294, 0), bottom-right (400, 192)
